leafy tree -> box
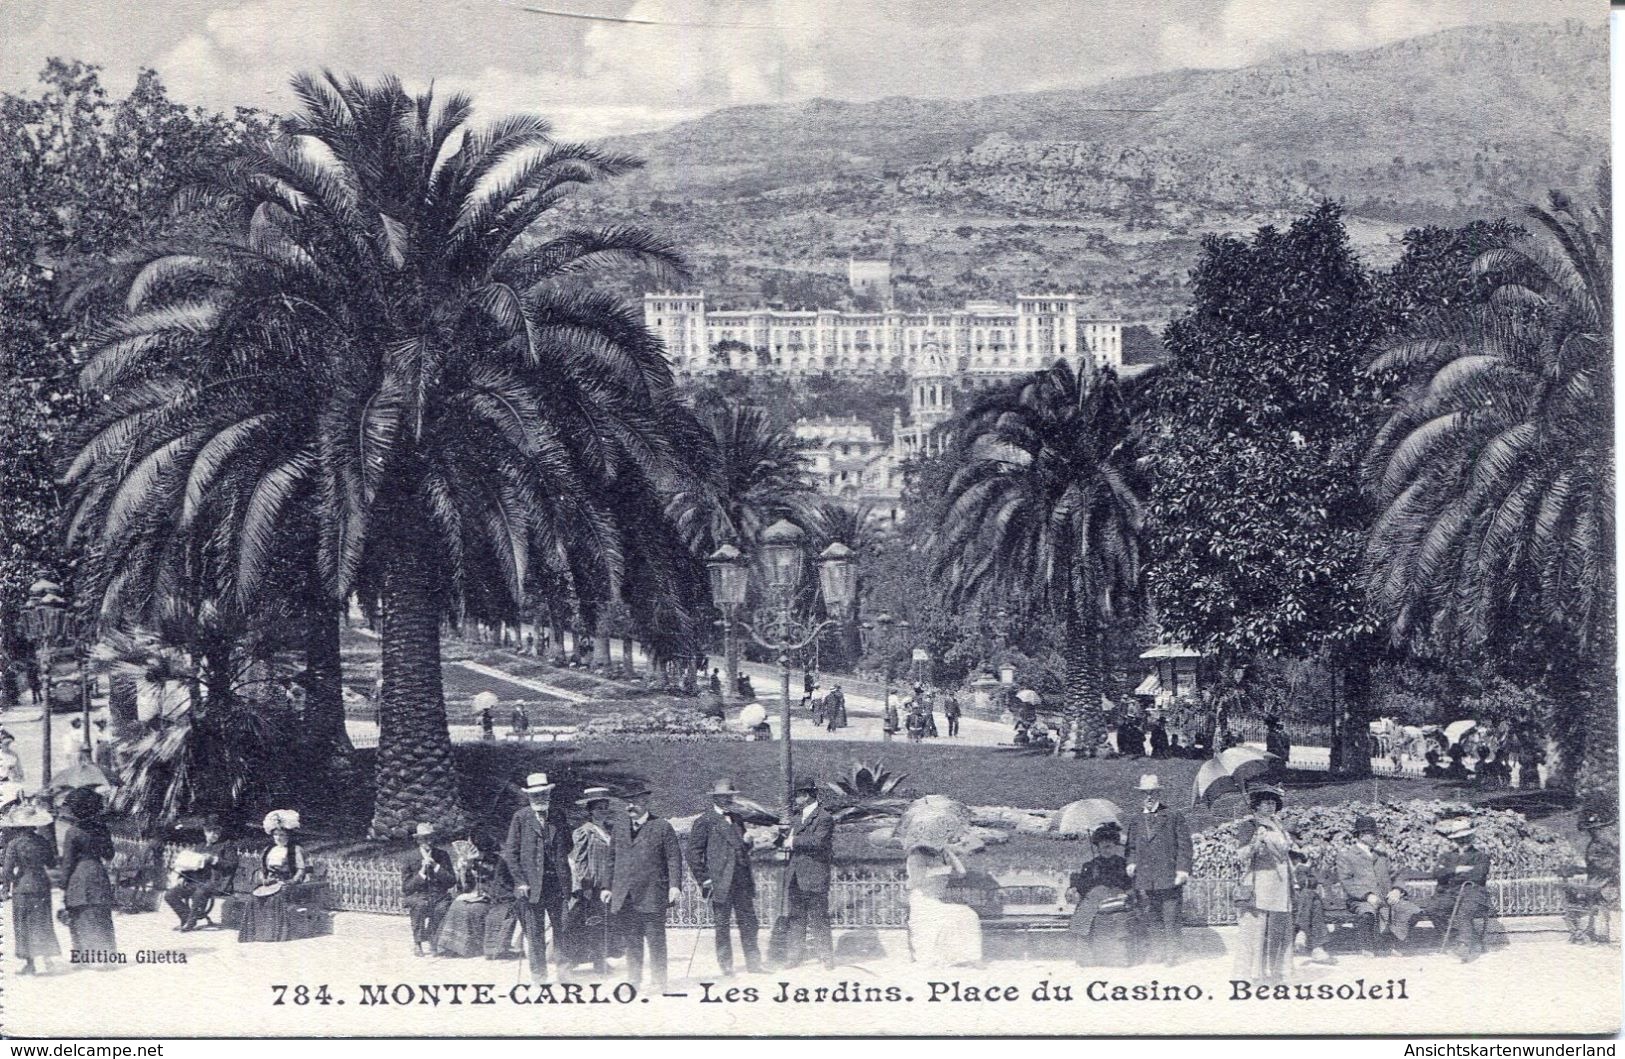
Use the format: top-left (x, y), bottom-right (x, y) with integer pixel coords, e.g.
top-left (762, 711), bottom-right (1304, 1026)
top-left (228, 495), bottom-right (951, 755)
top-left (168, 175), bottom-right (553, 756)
top-left (1364, 171), bottom-right (1613, 796)
top-left (0, 61), bottom-right (266, 707)
top-left (65, 72), bottom-right (696, 837)
top-left (932, 363), bottom-right (1146, 755)
top-left (1143, 203), bottom-right (1389, 773)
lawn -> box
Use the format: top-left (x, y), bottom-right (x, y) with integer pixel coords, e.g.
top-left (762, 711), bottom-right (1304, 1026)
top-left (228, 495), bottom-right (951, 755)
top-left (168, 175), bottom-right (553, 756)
top-left (340, 738), bottom-right (1581, 872)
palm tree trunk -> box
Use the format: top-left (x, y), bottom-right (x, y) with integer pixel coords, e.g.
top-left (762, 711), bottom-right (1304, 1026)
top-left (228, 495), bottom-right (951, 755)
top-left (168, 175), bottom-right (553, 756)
top-left (304, 601), bottom-right (356, 787)
top-left (594, 612), bottom-right (612, 669)
top-left (371, 532), bottom-right (468, 839)
top-left (1579, 590), bottom-right (1617, 806)
top-left (1063, 611), bottom-right (1105, 757)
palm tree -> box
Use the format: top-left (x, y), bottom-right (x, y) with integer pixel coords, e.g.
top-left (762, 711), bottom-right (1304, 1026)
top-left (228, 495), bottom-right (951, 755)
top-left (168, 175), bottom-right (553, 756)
top-left (1364, 169), bottom-right (1613, 793)
top-left (931, 363), bottom-right (1146, 756)
top-left (665, 392), bottom-right (818, 689)
top-left (665, 393), bottom-right (819, 557)
top-left (66, 72), bottom-right (694, 836)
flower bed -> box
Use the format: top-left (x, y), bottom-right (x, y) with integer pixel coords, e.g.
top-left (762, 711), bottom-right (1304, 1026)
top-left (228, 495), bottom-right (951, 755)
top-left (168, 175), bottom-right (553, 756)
top-left (1192, 800), bottom-right (1576, 880)
top-left (575, 706), bottom-right (741, 743)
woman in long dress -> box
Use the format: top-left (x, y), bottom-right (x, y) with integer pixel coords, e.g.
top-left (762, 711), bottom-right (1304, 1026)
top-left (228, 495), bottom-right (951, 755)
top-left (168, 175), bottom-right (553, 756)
top-left (435, 841), bottom-right (497, 958)
top-left (1233, 784), bottom-right (1294, 985)
top-left (238, 810), bottom-right (310, 943)
top-left (906, 845), bottom-right (982, 967)
top-left (58, 788), bottom-right (117, 963)
top-left (1, 802), bottom-right (62, 974)
top-left (1067, 823), bottom-right (1135, 967)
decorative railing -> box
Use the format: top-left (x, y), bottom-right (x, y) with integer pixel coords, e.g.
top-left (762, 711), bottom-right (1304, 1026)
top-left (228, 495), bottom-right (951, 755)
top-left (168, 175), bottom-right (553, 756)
top-left (114, 836), bottom-right (1573, 927)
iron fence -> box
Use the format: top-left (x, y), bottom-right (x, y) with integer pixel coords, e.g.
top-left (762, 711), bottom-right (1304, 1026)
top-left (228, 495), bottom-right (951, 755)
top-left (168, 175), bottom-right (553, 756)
top-left (114, 836), bottom-right (1572, 927)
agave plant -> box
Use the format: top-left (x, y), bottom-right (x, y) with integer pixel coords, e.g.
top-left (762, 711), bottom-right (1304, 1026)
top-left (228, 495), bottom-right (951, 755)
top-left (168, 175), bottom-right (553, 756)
top-left (825, 760), bottom-right (911, 825)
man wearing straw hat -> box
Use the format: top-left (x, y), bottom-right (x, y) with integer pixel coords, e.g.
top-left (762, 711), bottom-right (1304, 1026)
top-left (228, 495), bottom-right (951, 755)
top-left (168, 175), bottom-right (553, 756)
top-left (569, 788), bottom-right (615, 976)
top-left (687, 778), bottom-right (762, 976)
top-left (502, 772), bottom-right (574, 983)
top-left (1125, 773), bottom-right (1192, 967)
top-left (1419, 817), bottom-right (1492, 962)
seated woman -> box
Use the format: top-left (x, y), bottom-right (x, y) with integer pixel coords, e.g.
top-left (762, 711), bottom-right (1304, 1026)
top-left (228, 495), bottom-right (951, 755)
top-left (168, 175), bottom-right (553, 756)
top-left (238, 809), bottom-right (312, 943)
top-left (906, 844), bottom-right (982, 968)
top-left (1067, 823), bottom-right (1135, 967)
top-left (434, 839), bottom-right (506, 958)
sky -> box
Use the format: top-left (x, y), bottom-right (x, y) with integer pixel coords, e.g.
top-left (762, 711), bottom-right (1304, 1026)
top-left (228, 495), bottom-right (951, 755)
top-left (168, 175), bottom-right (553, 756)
top-left (1, 0), bottom-right (1599, 138)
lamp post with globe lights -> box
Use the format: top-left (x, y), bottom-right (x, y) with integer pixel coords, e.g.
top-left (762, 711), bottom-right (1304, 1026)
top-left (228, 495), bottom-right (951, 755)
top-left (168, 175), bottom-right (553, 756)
top-left (707, 522), bottom-right (856, 818)
top-left (22, 577), bottom-right (71, 788)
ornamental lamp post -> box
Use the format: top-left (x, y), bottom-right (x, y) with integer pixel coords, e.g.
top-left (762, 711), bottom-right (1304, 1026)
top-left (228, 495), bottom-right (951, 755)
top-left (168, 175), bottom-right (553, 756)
top-left (22, 577), bottom-right (70, 789)
top-left (706, 544), bottom-right (747, 701)
top-left (706, 522), bottom-right (857, 819)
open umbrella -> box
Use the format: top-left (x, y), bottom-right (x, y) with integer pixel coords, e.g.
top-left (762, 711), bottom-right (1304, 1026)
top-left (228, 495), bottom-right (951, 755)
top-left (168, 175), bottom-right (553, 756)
top-left (1444, 720), bottom-right (1477, 745)
top-left (1191, 746), bottom-right (1278, 807)
top-left (50, 760), bottom-right (119, 792)
top-left (894, 795), bottom-right (974, 851)
top-left (1052, 798), bottom-right (1124, 854)
top-left (471, 690), bottom-right (499, 715)
top-left (725, 794), bottom-right (784, 827)
top-left (1016, 689), bottom-right (1042, 706)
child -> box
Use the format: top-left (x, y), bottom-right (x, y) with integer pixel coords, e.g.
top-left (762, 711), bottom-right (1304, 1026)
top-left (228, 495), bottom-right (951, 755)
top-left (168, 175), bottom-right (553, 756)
top-left (1289, 842), bottom-right (1336, 965)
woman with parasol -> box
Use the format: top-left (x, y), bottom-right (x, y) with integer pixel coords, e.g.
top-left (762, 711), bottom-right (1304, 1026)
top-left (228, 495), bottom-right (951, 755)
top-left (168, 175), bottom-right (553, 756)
top-left (0, 797), bottom-right (62, 974)
top-left (57, 786), bottom-right (118, 964)
top-left (1067, 821), bottom-right (1135, 967)
top-left (238, 809), bottom-right (310, 943)
top-left (898, 796), bottom-right (983, 968)
top-left (435, 837), bottom-right (502, 958)
top-left (1232, 783), bottom-right (1294, 985)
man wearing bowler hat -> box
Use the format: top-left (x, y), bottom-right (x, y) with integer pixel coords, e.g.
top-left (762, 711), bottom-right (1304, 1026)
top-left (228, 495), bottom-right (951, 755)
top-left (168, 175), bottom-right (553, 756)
top-left (1126, 773), bottom-right (1192, 966)
top-left (569, 788), bottom-right (616, 976)
top-left (502, 772), bottom-right (574, 982)
top-left (780, 776), bottom-right (836, 969)
top-left (687, 778), bottom-right (762, 975)
top-left (608, 785), bottom-right (684, 990)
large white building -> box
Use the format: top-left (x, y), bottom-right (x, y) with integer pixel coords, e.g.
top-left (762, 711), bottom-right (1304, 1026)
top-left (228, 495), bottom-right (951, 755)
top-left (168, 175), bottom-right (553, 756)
top-left (644, 292), bottom-right (1123, 379)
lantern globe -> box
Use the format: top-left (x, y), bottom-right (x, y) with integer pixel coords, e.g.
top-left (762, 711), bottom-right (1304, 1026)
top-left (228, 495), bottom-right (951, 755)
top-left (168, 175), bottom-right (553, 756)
top-left (816, 542), bottom-right (856, 615)
top-left (706, 544), bottom-right (748, 607)
top-left (758, 519), bottom-right (805, 591)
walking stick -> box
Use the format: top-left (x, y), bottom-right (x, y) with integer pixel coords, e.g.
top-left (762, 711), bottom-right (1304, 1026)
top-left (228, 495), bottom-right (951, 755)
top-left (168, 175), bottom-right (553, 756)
top-left (1438, 881), bottom-right (1468, 954)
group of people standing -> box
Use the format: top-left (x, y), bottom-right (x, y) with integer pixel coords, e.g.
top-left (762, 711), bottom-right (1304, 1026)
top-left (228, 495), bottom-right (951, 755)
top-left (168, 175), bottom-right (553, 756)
top-left (0, 787), bottom-right (120, 975)
top-left (1232, 786), bottom-right (1494, 986)
top-left (882, 683), bottom-right (961, 742)
top-left (400, 771), bottom-right (840, 990)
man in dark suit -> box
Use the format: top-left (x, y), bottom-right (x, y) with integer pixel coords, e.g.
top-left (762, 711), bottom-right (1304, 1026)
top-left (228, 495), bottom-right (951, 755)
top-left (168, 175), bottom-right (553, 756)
top-left (164, 816), bottom-right (240, 931)
top-left (608, 785), bottom-right (684, 990)
top-left (501, 772), bottom-right (574, 983)
top-left (402, 822), bottom-right (456, 956)
top-left (1126, 773), bottom-right (1192, 966)
top-left (780, 776), bottom-right (835, 970)
top-left (1335, 814), bottom-right (1420, 955)
top-left (686, 778), bottom-right (761, 976)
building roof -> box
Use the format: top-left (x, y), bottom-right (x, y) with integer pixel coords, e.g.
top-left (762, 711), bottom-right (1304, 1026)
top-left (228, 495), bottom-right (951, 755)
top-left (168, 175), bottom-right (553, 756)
top-left (1139, 644), bottom-right (1203, 660)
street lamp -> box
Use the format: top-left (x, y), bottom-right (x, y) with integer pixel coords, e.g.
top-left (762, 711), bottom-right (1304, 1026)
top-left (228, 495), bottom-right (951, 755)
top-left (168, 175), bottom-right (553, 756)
top-left (706, 543), bottom-right (748, 702)
top-left (707, 522), bottom-right (856, 818)
top-left (22, 577), bottom-right (70, 789)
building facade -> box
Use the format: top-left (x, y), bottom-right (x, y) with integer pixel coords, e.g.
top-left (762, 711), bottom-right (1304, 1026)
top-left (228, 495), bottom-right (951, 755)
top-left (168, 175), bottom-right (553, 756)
top-left (644, 292), bottom-right (1123, 379)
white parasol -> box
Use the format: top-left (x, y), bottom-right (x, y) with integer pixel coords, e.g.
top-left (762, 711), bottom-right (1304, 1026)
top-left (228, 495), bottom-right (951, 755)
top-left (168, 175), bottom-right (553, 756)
top-left (1016, 689), bottom-right (1042, 706)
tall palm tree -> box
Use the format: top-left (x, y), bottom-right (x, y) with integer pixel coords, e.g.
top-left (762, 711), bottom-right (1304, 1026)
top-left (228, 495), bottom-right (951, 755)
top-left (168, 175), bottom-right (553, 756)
top-left (1365, 169), bottom-right (1613, 792)
top-left (665, 393), bottom-right (818, 557)
top-left (932, 363), bottom-right (1146, 755)
top-left (66, 72), bottom-right (693, 836)
top-left (664, 392), bottom-right (817, 689)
